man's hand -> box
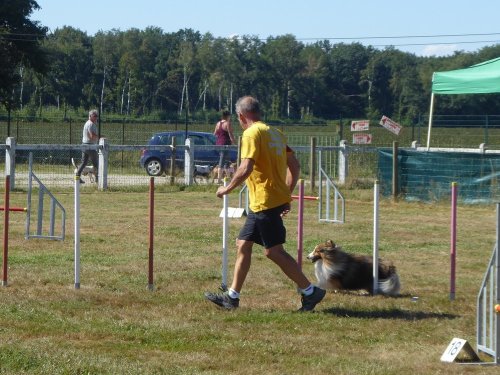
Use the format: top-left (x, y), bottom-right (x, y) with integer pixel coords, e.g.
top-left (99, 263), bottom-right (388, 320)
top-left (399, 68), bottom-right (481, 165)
top-left (216, 185), bottom-right (228, 198)
top-left (215, 158), bottom-right (254, 199)
top-left (280, 202), bottom-right (291, 217)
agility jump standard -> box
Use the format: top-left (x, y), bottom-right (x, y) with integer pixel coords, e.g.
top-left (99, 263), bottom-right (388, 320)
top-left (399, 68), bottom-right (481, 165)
top-left (148, 177), bottom-right (155, 291)
top-left (2, 175), bottom-right (29, 287)
top-left (2, 176), bottom-right (11, 287)
top-left (450, 182), bottom-right (457, 301)
top-left (294, 179), bottom-right (305, 270)
top-left (221, 178), bottom-right (229, 291)
top-left (373, 180), bottom-right (380, 295)
top-left (74, 175), bottom-right (80, 289)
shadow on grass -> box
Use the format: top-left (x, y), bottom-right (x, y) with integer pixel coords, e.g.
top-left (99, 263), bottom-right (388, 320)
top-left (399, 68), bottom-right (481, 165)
top-left (321, 306), bottom-right (457, 320)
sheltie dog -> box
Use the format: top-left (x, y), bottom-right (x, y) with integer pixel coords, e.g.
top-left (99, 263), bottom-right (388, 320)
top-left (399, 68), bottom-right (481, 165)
top-left (71, 157), bottom-right (96, 183)
top-left (307, 240), bottom-right (400, 296)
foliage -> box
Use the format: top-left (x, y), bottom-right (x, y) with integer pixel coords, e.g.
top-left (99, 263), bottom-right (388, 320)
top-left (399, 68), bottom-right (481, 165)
top-left (0, 0), bottom-right (48, 110)
top-left (3, 12), bottom-right (500, 124)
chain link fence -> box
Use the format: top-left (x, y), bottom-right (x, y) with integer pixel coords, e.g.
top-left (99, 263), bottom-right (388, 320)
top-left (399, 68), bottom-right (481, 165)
top-left (4, 114), bottom-right (500, 197)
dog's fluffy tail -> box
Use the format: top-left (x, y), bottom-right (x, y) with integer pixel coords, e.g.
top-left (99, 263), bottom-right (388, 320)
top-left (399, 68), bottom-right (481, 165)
top-left (377, 272), bottom-right (401, 297)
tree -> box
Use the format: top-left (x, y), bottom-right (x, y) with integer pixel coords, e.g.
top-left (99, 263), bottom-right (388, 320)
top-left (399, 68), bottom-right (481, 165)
top-left (43, 27), bottom-right (93, 116)
top-left (93, 30), bottom-right (121, 115)
top-left (261, 35), bottom-right (304, 118)
top-left (0, 0), bottom-right (48, 113)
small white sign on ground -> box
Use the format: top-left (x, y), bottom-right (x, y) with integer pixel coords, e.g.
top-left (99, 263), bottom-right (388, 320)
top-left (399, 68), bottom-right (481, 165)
top-left (219, 207), bottom-right (246, 218)
top-left (440, 337), bottom-right (480, 363)
top-left (351, 120), bottom-right (370, 132)
top-left (379, 115), bottom-right (402, 135)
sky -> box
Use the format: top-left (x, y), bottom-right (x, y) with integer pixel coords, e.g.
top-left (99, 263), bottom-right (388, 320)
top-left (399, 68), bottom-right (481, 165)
top-left (31, 0), bottom-right (500, 57)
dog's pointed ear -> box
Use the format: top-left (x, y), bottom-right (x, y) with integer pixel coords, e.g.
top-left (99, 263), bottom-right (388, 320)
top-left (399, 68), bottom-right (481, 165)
top-left (326, 239), bottom-right (335, 248)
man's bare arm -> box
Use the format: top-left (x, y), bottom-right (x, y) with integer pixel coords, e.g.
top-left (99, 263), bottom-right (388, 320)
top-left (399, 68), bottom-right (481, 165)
top-left (216, 158), bottom-right (254, 198)
top-left (286, 151), bottom-right (300, 192)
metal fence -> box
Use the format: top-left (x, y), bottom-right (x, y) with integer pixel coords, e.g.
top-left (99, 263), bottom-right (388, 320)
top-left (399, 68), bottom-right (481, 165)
top-left (3, 114), bottom-right (500, 148)
top-left (1, 139), bottom-right (352, 191)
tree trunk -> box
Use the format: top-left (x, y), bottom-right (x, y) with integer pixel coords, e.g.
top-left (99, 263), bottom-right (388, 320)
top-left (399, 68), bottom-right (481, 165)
top-left (19, 66), bottom-right (24, 110)
top-left (218, 83), bottom-right (223, 111)
top-left (120, 72), bottom-right (128, 115)
top-left (287, 81), bottom-right (291, 118)
top-left (127, 75), bottom-right (131, 116)
top-left (100, 67), bottom-right (106, 115)
top-left (229, 83), bottom-right (233, 113)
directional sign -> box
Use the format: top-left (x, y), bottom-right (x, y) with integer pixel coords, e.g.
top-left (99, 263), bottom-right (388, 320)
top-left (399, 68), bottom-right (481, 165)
top-left (379, 115), bottom-right (402, 135)
top-left (352, 133), bottom-right (372, 144)
top-left (351, 120), bottom-right (370, 132)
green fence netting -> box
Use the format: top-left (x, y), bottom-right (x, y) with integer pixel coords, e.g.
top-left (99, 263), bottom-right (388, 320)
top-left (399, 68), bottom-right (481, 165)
top-left (378, 149), bottom-right (500, 203)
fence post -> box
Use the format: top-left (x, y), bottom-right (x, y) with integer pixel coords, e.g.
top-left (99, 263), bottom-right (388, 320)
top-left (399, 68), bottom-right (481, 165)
top-left (310, 137), bottom-right (316, 193)
top-left (184, 138), bottom-right (194, 185)
top-left (98, 138), bottom-right (109, 191)
top-left (338, 140), bottom-right (348, 185)
top-left (170, 136), bottom-right (176, 185)
top-left (5, 137), bottom-right (16, 190)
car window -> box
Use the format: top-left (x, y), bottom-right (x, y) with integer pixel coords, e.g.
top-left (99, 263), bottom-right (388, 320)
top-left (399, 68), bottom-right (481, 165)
top-left (191, 135), bottom-right (207, 145)
top-left (158, 135), bottom-right (170, 145)
top-left (206, 134), bottom-right (216, 145)
top-left (175, 134), bottom-right (186, 145)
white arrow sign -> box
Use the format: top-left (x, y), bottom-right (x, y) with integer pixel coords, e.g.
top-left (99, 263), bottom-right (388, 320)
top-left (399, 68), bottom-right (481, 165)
top-left (379, 115), bottom-right (402, 135)
top-left (352, 133), bottom-right (372, 144)
top-left (351, 120), bottom-right (370, 132)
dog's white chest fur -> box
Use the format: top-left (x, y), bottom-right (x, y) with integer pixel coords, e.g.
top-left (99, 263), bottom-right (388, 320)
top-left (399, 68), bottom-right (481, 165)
top-left (314, 260), bottom-right (332, 289)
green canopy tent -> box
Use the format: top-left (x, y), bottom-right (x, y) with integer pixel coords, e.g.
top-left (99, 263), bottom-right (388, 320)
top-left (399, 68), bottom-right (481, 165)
top-left (426, 57), bottom-right (500, 149)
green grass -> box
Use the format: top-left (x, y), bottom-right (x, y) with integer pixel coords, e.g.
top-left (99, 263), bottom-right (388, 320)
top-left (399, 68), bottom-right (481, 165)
top-left (1, 186), bottom-right (500, 374)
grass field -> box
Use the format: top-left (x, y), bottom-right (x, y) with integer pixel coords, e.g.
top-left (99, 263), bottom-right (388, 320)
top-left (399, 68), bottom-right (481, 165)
top-left (1, 184), bottom-right (500, 374)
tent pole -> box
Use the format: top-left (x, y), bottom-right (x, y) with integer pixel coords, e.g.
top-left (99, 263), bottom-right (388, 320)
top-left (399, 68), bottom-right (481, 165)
top-left (426, 92), bottom-right (435, 150)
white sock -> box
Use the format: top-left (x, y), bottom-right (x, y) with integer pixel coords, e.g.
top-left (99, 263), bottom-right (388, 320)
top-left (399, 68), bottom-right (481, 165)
top-left (300, 284), bottom-right (314, 296)
top-left (228, 288), bottom-right (240, 299)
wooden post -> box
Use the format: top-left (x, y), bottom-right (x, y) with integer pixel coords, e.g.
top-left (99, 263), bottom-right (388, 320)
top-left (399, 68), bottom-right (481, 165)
top-left (392, 141), bottom-right (399, 200)
top-left (170, 136), bottom-right (176, 185)
top-left (310, 137), bottom-right (316, 194)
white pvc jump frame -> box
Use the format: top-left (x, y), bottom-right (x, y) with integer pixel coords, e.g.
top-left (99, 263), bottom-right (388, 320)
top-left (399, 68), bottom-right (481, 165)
top-left (26, 153), bottom-right (66, 241)
top-left (318, 150), bottom-right (345, 224)
top-left (476, 203), bottom-right (500, 364)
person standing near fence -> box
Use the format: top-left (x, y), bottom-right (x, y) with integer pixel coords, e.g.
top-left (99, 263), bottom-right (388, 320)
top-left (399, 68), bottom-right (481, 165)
top-left (204, 96), bottom-right (325, 312)
top-left (76, 109), bottom-right (99, 184)
top-left (213, 110), bottom-right (235, 183)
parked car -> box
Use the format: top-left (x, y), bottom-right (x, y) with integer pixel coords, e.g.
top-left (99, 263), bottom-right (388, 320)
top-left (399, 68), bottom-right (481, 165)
top-left (140, 131), bottom-right (237, 176)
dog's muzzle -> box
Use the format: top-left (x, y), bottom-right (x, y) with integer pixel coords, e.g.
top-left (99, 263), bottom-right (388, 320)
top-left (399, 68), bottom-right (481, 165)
top-left (307, 252), bottom-right (320, 262)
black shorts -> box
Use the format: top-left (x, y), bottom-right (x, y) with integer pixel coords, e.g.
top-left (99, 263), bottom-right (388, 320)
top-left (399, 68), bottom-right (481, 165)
top-left (238, 204), bottom-right (287, 248)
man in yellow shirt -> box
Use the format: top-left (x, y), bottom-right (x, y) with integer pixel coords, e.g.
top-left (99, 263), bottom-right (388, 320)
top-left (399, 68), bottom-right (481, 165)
top-left (204, 96), bottom-right (325, 311)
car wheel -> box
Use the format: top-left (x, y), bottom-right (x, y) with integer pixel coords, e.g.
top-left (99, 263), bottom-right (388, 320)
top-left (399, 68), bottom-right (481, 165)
top-left (145, 159), bottom-right (163, 176)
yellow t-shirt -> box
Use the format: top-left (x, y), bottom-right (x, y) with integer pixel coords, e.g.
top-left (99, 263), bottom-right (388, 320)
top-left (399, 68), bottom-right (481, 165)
top-left (240, 121), bottom-right (292, 212)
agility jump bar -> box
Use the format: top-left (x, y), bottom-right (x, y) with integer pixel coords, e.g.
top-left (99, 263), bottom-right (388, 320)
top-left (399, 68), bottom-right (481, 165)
top-left (0, 207), bottom-right (27, 212)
